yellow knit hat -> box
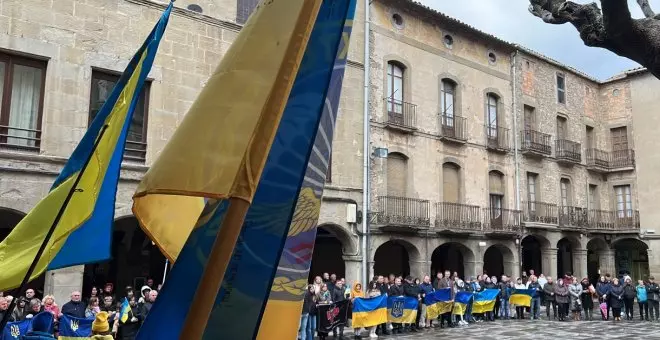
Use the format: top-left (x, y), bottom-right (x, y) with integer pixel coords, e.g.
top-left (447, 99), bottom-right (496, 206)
top-left (92, 311), bottom-right (110, 333)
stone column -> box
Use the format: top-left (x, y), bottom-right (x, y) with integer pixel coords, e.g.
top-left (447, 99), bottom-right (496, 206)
top-left (541, 248), bottom-right (558, 279)
top-left (410, 260), bottom-right (425, 279)
top-left (45, 266), bottom-right (84, 306)
top-left (464, 260), bottom-right (480, 279)
top-left (343, 255), bottom-right (363, 284)
top-left (598, 249), bottom-right (616, 277)
top-left (573, 248), bottom-right (588, 280)
top-left (648, 249), bottom-right (659, 277)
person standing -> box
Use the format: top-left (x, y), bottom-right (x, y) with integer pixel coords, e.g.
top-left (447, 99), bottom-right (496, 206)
top-left (580, 277), bottom-right (594, 321)
top-left (610, 278), bottom-right (625, 322)
top-left (527, 276), bottom-right (542, 320)
top-left (568, 277), bottom-right (582, 321)
top-left (514, 278), bottom-right (527, 320)
top-left (596, 276), bottom-right (611, 320)
top-left (300, 285), bottom-right (317, 340)
top-left (331, 280), bottom-right (346, 338)
top-left (647, 276), bottom-right (660, 321)
top-left (543, 277), bottom-right (557, 320)
top-left (554, 278), bottom-right (569, 321)
top-left (623, 278), bottom-right (637, 320)
top-left (419, 276), bottom-right (433, 328)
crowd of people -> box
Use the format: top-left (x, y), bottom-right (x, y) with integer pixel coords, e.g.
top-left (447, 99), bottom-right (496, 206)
top-left (0, 280), bottom-right (160, 340)
top-left (301, 270), bottom-right (660, 339)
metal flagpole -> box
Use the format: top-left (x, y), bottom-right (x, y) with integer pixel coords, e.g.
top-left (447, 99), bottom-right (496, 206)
top-left (162, 259), bottom-right (169, 283)
top-left (0, 125), bottom-right (109, 332)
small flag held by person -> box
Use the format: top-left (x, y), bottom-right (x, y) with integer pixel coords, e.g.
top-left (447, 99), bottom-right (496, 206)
top-left (424, 288), bottom-right (453, 319)
top-left (472, 289), bottom-right (500, 313)
top-left (388, 296), bottom-right (418, 324)
top-left (453, 291), bottom-right (473, 316)
top-left (352, 294), bottom-right (388, 328)
top-left (119, 298), bottom-right (131, 323)
top-left (509, 288), bottom-right (536, 307)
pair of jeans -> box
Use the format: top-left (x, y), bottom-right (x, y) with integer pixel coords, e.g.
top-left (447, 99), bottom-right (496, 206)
top-left (515, 306), bottom-right (525, 319)
top-left (649, 300), bottom-right (660, 320)
top-left (624, 298), bottom-right (635, 318)
top-left (639, 301), bottom-right (649, 320)
top-left (299, 313), bottom-right (309, 340)
top-left (465, 301), bottom-right (474, 322)
top-left (545, 299), bottom-right (557, 318)
top-left (499, 299), bottom-right (509, 319)
top-left (531, 297), bottom-right (541, 319)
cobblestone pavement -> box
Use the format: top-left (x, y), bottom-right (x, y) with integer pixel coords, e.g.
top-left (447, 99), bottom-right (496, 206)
top-left (365, 319), bottom-right (660, 339)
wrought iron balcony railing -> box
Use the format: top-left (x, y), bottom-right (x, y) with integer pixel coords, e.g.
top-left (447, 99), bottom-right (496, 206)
top-left (521, 129), bottom-right (552, 156)
top-left (483, 208), bottom-right (521, 233)
top-left (610, 149), bottom-right (635, 169)
top-left (434, 202), bottom-right (481, 231)
top-left (586, 148), bottom-right (635, 172)
top-left (485, 125), bottom-right (510, 152)
top-left (586, 209), bottom-right (640, 231)
top-left (555, 139), bottom-right (581, 164)
top-left (523, 201), bottom-right (558, 224)
top-left (558, 206), bottom-right (588, 228)
top-left (0, 125), bottom-right (42, 152)
top-left (384, 98), bottom-right (417, 131)
top-left (438, 114), bottom-right (467, 143)
top-left (373, 195), bottom-right (430, 228)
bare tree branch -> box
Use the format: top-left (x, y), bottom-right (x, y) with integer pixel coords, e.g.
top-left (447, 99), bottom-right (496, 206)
top-left (528, 0), bottom-right (660, 79)
top-left (637, 0), bottom-right (656, 19)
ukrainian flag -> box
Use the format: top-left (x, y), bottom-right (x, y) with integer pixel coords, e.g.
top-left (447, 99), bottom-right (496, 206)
top-left (59, 314), bottom-right (93, 339)
top-left (452, 291), bottom-right (473, 316)
top-left (119, 298), bottom-right (131, 323)
top-left (134, 1), bottom-right (328, 339)
top-left (424, 288), bottom-right (453, 319)
top-left (472, 289), bottom-right (500, 314)
top-left (352, 295), bottom-right (388, 328)
top-left (388, 296), bottom-right (418, 324)
top-left (509, 288), bottom-right (535, 307)
top-left (0, 2), bottom-right (172, 291)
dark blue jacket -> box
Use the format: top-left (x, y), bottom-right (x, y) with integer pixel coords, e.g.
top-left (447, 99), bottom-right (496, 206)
top-left (419, 283), bottom-right (433, 295)
top-left (596, 281), bottom-right (611, 297)
top-left (61, 301), bottom-right (85, 318)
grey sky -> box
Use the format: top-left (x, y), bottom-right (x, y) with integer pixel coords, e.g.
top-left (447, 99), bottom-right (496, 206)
top-left (419, 0), bottom-right (649, 80)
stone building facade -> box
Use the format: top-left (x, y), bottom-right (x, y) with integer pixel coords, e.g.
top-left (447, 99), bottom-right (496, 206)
top-left (0, 0), bottom-right (656, 304)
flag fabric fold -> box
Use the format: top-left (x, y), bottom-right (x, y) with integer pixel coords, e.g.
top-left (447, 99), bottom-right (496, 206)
top-left (58, 314), bottom-right (94, 339)
top-left (424, 288), bottom-right (453, 319)
top-left (388, 296), bottom-right (418, 324)
top-left (134, 1), bottom-right (324, 339)
top-left (509, 288), bottom-right (535, 307)
top-left (0, 2), bottom-right (172, 291)
top-left (119, 298), bottom-right (131, 323)
top-left (472, 289), bottom-right (500, 314)
top-left (1, 318), bottom-right (31, 340)
top-left (452, 291), bottom-right (473, 316)
top-left (352, 295), bottom-right (388, 328)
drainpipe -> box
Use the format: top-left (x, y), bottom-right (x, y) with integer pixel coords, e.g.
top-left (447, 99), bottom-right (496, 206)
top-left (511, 50), bottom-right (522, 277)
top-left (361, 0), bottom-right (371, 286)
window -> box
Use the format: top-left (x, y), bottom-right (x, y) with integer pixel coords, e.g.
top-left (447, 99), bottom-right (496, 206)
top-left (489, 171), bottom-right (504, 218)
top-left (386, 62), bottom-right (404, 114)
top-left (523, 105), bottom-right (535, 131)
top-left (0, 53), bottom-right (46, 151)
top-left (236, 0), bottom-right (259, 24)
top-left (560, 178), bottom-right (571, 206)
top-left (440, 79), bottom-right (455, 126)
top-left (486, 94), bottom-right (498, 138)
top-left (557, 73), bottom-right (566, 104)
top-left (556, 116), bottom-right (567, 140)
top-left (391, 13), bottom-right (404, 27)
top-left (90, 71), bottom-right (150, 163)
top-left (610, 126), bottom-right (628, 151)
top-left (488, 52), bottom-right (497, 64)
top-left (586, 126), bottom-right (594, 150)
top-left (527, 172), bottom-right (538, 212)
top-left (614, 185), bottom-right (632, 218)
top-left (588, 184), bottom-right (598, 210)
top-left (386, 152), bottom-right (407, 196)
top-left (443, 34), bottom-right (454, 47)
top-left (442, 163), bottom-right (460, 203)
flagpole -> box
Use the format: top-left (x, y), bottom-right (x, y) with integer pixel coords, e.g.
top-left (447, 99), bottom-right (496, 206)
top-left (0, 125), bottom-right (109, 332)
top-left (162, 259), bottom-right (169, 283)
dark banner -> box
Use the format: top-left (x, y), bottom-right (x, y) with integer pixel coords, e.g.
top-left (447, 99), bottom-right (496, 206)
top-left (317, 300), bottom-right (349, 333)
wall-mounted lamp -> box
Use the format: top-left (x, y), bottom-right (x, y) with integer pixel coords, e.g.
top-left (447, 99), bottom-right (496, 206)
top-left (373, 147), bottom-right (388, 158)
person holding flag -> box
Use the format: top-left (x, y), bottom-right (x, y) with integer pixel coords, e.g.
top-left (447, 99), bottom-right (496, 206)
top-left (118, 297), bottom-right (141, 340)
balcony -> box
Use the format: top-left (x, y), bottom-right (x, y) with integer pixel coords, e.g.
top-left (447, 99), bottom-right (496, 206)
top-left (522, 201), bottom-right (558, 225)
top-left (586, 148), bottom-right (609, 173)
top-left (586, 148), bottom-right (635, 173)
top-left (483, 208), bottom-right (521, 234)
top-left (610, 149), bottom-right (635, 171)
top-left (383, 98), bottom-right (417, 133)
top-left (0, 125), bottom-right (42, 152)
top-left (434, 202), bottom-right (481, 233)
top-left (373, 196), bottom-right (430, 230)
top-left (485, 125), bottom-right (510, 152)
top-left (555, 139), bottom-right (581, 165)
top-left (558, 206), bottom-right (588, 229)
top-left (521, 129), bottom-right (552, 157)
top-left (438, 115), bottom-right (467, 144)
top-left (586, 209), bottom-right (640, 232)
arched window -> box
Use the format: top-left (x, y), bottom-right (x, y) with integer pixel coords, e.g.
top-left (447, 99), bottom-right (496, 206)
top-left (442, 163), bottom-right (460, 203)
top-left (440, 79), bottom-right (456, 123)
top-left (560, 178), bottom-right (572, 207)
top-left (387, 152), bottom-right (408, 196)
top-left (486, 93), bottom-right (499, 138)
top-left (387, 62), bottom-right (405, 114)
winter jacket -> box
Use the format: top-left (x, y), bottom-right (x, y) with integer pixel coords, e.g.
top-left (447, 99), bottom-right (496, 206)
top-left (388, 284), bottom-right (404, 297)
top-left (580, 282), bottom-right (594, 309)
top-left (331, 286), bottom-right (346, 302)
top-left (543, 283), bottom-right (555, 301)
top-left (527, 282), bottom-right (542, 297)
top-left (302, 291), bottom-right (316, 315)
top-left (647, 282), bottom-right (660, 301)
top-left (596, 281), bottom-right (611, 298)
top-left (378, 283), bottom-right (389, 295)
top-left (118, 308), bottom-right (141, 340)
top-left (61, 300), bottom-right (86, 318)
top-left (637, 285), bottom-right (648, 302)
top-left (623, 284), bottom-right (637, 299)
top-left (403, 282), bottom-right (419, 298)
top-left (609, 284), bottom-right (625, 308)
top-left (554, 285), bottom-right (569, 304)
top-left (419, 283), bottom-right (433, 295)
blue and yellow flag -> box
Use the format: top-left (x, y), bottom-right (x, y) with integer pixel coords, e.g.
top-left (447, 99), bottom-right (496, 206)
top-left (134, 1), bottom-right (326, 339)
top-left (119, 298), bottom-right (131, 323)
top-left (257, 1), bottom-right (357, 338)
top-left (472, 289), bottom-right (499, 314)
top-left (352, 295), bottom-right (388, 328)
top-left (452, 291), bottom-right (473, 316)
top-left (1, 318), bottom-right (31, 340)
top-left (58, 315), bottom-right (93, 340)
top-left (388, 296), bottom-right (418, 324)
top-left (0, 2), bottom-right (172, 290)
top-left (509, 288), bottom-right (535, 307)
top-left (424, 288), bottom-right (453, 319)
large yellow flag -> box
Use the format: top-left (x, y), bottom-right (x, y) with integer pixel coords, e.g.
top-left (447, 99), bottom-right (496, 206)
top-left (132, 0), bottom-right (321, 262)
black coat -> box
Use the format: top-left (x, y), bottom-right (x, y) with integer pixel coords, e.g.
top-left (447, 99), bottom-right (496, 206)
top-left (302, 291), bottom-right (316, 315)
top-left (623, 284), bottom-right (637, 299)
top-left (609, 285), bottom-right (625, 308)
top-left (331, 286), bottom-right (346, 303)
top-left (403, 282), bottom-right (419, 298)
top-left (118, 308), bottom-right (141, 340)
top-left (61, 301), bottom-right (85, 318)
top-left (580, 282), bottom-right (593, 309)
top-left (389, 285), bottom-right (404, 297)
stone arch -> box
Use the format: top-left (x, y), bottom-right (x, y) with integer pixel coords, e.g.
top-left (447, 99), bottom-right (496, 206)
top-left (483, 243), bottom-right (516, 278)
top-left (557, 236), bottom-right (580, 277)
top-left (431, 241), bottom-right (476, 279)
top-left (309, 223), bottom-right (352, 280)
top-left (587, 237), bottom-right (610, 283)
top-left (372, 238), bottom-right (421, 278)
top-left (521, 234), bottom-right (550, 275)
top-left (317, 223), bottom-right (358, 255)
top-left (612, 237), bottom-right (650, 281)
